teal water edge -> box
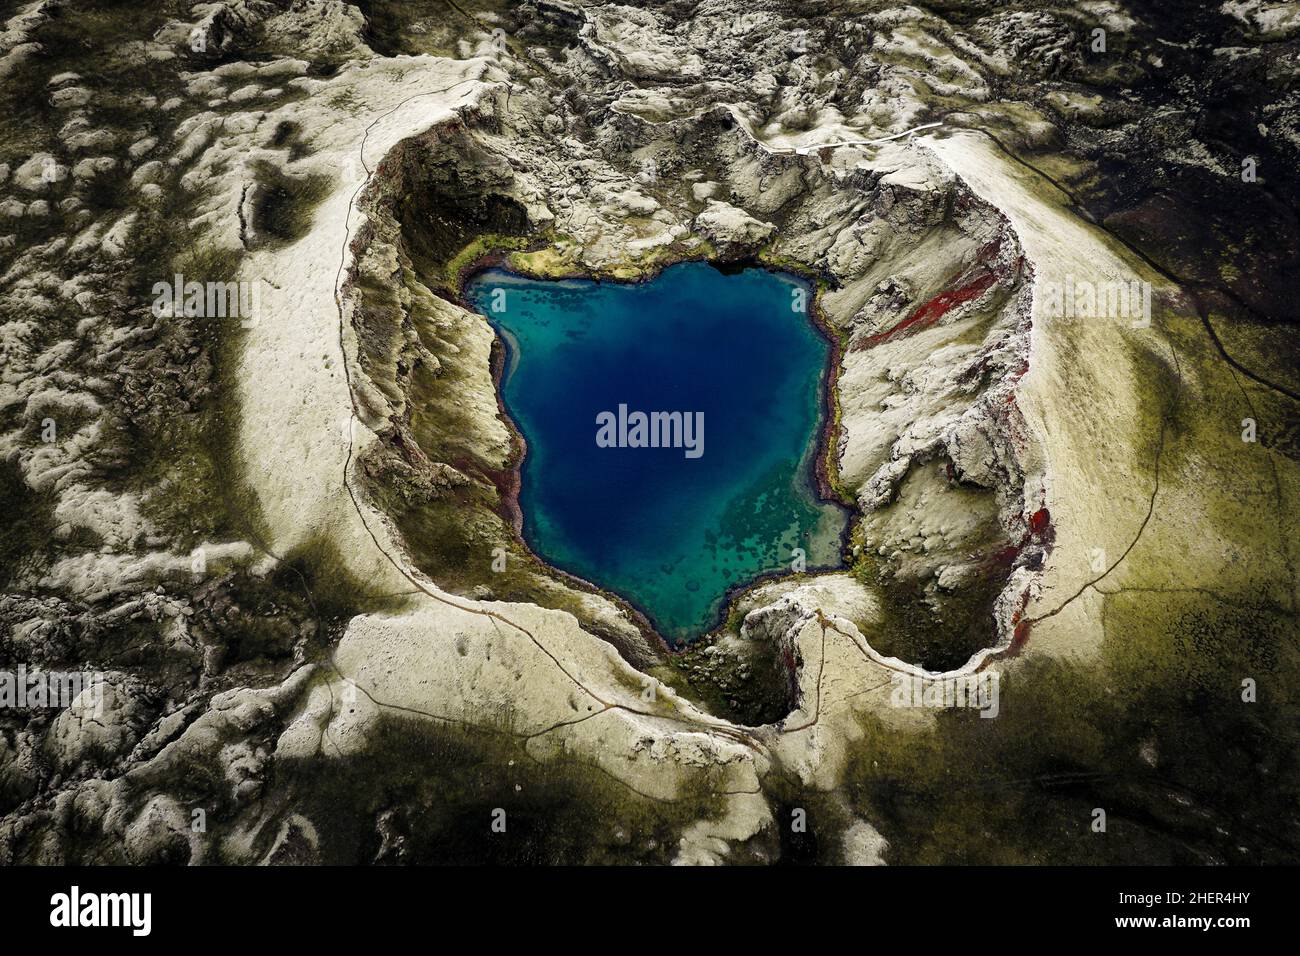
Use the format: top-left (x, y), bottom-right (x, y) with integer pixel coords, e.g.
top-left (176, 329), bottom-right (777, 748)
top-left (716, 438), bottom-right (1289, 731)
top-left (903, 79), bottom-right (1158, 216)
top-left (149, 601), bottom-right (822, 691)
top-left (465, 261), bottom-right (847, 644)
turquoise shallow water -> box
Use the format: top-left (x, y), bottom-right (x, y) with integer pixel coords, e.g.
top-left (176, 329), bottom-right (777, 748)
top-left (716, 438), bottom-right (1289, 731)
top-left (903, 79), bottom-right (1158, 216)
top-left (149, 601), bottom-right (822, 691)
top-left (465, 261), bottom-right (846, 643)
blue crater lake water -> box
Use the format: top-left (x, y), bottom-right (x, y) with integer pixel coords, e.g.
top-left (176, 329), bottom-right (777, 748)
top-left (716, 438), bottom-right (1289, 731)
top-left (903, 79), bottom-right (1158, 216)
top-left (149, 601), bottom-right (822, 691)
top-left (466, 261), bottom-right (847, 644)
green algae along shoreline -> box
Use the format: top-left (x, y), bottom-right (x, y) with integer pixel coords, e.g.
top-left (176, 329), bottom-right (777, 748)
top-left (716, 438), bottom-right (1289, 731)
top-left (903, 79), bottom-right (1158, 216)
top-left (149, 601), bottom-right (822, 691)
top-left (445, 236), bottom-right (857, 654)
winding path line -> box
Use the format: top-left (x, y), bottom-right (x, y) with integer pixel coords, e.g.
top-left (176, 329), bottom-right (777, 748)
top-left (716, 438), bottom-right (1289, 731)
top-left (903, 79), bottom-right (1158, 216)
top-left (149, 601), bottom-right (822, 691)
top-left (320, 76), bottom-right (927, 758)
top-left (777, 119), bottom-right (1182, 650)
top-left (313, 53), bottom-right (1134, 758)
top-left (780, 121), bottom-right (944, 155)
top-left (327, 76), bottom-right (767, 753)
top-left (957, 123), bottom-right (1300, 405)
top-left (789, 115), bottom-right (1299, 406)
top-left (925, 125), bottom-right (1296, 626)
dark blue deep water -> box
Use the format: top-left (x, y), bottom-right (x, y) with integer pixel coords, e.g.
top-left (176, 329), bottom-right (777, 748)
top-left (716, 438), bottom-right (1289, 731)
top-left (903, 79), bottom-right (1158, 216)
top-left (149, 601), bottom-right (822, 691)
top-left (465, 262), bottom-right (846, 643)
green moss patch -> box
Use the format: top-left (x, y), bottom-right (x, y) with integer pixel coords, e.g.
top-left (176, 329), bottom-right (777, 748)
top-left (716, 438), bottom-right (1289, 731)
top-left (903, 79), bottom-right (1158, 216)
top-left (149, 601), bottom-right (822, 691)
top-left (269, 708), bottom-right (726, 864)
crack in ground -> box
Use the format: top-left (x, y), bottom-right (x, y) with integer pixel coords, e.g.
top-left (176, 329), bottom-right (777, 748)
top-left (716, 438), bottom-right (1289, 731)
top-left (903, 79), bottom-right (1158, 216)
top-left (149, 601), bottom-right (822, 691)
top-left (948, 126), bottom-right (1297, 627)
top-left (960, 123), bottom-right (1300, 405)
top-left (326, 71), bottom-right (775, 758)
top-left (912, 125), bottom-right (1292, 633)
top-left (1024, 323), bottom-right (1182, 627)
top-left (1222, 363), bottom-right (1298, 615)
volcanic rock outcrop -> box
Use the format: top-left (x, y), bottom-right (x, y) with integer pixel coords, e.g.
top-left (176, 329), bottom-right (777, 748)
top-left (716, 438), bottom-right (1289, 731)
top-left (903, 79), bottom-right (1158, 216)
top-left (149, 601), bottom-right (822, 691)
top-left (1, 0), bottom-right (1296, 865)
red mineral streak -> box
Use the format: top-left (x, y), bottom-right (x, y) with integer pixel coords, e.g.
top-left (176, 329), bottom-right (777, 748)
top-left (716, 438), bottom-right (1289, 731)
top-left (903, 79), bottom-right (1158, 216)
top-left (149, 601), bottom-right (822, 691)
top-left (856, 271), bottom-right (999, 349)
top-left (1009, 615), bottom-right (1031, 654)
top-left (991, 544), bottom-right (1022, 565)
top-left (852, 235), bottom-right (1021, 351)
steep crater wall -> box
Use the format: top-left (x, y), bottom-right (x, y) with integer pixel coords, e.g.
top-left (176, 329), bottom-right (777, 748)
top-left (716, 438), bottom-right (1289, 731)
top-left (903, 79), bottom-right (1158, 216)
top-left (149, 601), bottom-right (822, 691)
top-left (340, 101), bottom-right (1048, 723)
